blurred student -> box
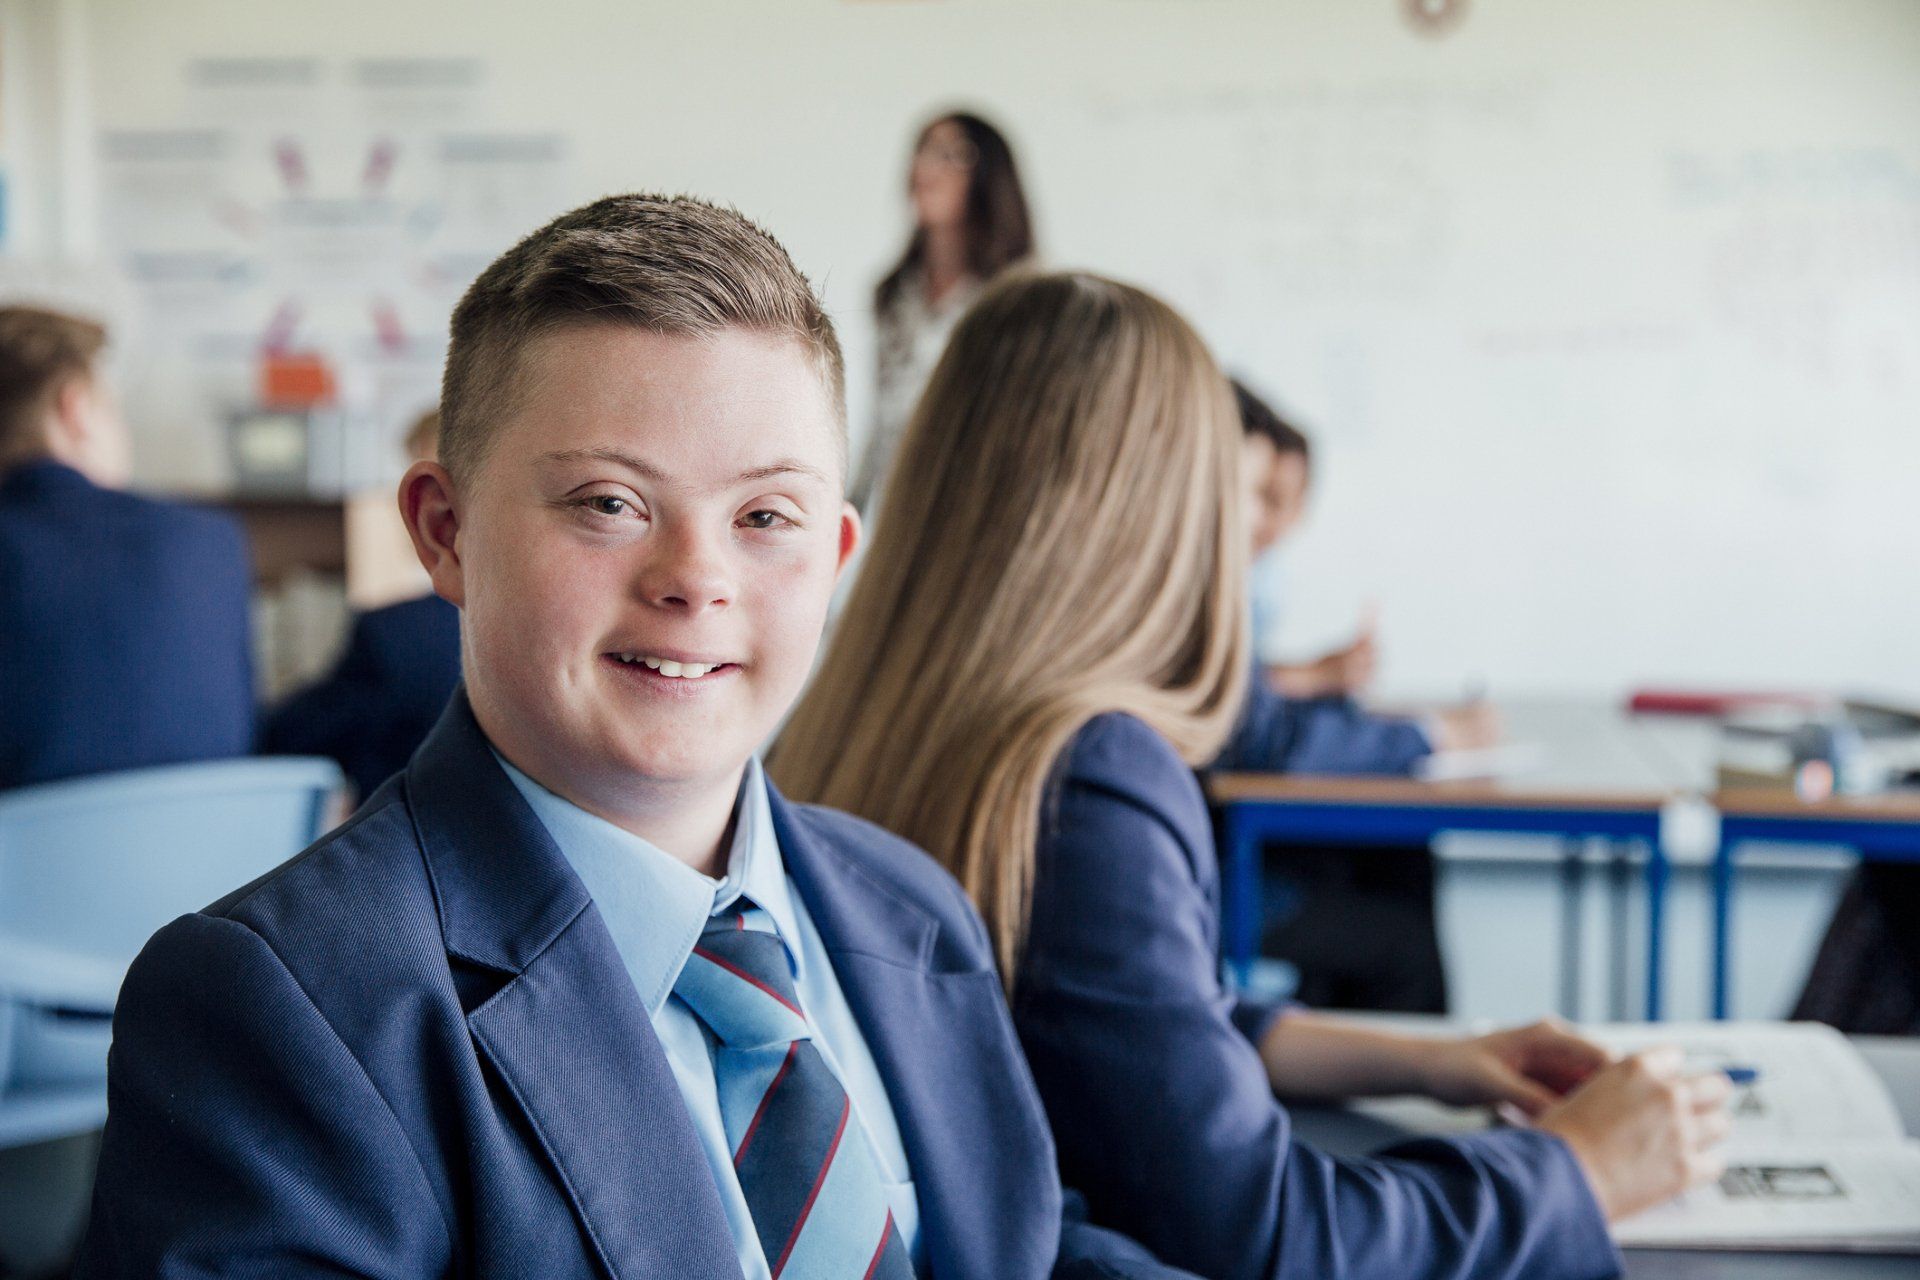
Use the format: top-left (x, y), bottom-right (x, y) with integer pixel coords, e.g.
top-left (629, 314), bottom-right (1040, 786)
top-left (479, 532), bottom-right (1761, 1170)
top-left (79, 196), bottom-right (1196, 1280)
top-left (775, 271), bottom-right (1730, 1280)
top-left (1224, 381), bottom-right (1490, 1012)
top-left (260, 408), bottom-right (459, 799)
top-left (1222, 380), bottom-right (1495, 774)
top-left (0, 305), bottom-right (253, 790)
top-left (853, 111), bottom-right (1033, 515)
top-left (1241, 384), bottom-right (1375, 703)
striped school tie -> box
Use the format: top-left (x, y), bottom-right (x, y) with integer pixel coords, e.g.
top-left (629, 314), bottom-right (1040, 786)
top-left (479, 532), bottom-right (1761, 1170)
top-left (673, 903), bottom-right (915, 1280)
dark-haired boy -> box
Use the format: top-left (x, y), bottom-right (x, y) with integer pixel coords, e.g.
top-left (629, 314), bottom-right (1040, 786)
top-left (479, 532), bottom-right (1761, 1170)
top-left (1221, 379), bottom-right (1493, 1014)
top-left (79, 196), bottom-right (1191, 1280)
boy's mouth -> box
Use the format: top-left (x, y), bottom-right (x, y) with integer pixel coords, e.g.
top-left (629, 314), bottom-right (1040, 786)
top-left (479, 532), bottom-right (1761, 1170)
top-left (607, 652), bottom-right (737, 681)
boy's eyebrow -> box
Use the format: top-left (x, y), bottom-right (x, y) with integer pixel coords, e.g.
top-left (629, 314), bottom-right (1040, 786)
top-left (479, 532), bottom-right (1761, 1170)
top-left (538, 447), bottom-right (830, 487)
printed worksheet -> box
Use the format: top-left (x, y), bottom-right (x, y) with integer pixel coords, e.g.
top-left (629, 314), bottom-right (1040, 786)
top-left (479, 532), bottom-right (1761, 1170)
top-left (1592, 1023), bottom-right (1920, 1253)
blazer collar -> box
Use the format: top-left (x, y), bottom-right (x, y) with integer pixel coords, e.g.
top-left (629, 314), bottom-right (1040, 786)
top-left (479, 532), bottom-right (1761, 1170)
top-left (404, 688), bottom-right (592, 974)
top-left (768, 789), bottom-right (1059, 1280)
top-left (411, 691), bottom-right (742, 1276)
top-left (1, 458), bottom-right (94, 499)
top-left (765, 787), bottom-right (936, 973)
top-left (402, 691), bottom-right (929, 982)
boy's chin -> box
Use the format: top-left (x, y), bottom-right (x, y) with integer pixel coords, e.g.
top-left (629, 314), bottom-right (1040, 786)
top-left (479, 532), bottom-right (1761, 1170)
top-left (597, 736), bottom-right (749, 792)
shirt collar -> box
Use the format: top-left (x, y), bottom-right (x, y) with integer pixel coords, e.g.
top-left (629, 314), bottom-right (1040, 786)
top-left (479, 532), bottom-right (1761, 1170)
top-left (729, 757), bottom-right (807, 972)
top-left (494, 753), bottom-right (802, 1015)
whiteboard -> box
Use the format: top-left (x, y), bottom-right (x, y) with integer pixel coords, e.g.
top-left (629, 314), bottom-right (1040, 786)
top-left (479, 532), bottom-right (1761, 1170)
top-left (52, 0), bottom-right (1920, 695)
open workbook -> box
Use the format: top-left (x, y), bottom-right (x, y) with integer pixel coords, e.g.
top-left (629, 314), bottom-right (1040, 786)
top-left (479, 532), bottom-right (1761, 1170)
top-left (1593, 1022), bottom-right (1920, 1253)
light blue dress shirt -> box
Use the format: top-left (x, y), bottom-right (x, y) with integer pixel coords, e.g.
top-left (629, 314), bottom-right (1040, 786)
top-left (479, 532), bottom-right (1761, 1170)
top-left (497, 755), bottom-right (922, 1278)
top-left (1249, 547), bottom-right (1289, 664)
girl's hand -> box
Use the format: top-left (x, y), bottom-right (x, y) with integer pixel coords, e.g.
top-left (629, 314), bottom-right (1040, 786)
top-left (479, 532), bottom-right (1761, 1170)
top-left (1538, 1048), bottom-right (1734, 1221)
top-left (1422, 1018), bottom-right (1615, 1117)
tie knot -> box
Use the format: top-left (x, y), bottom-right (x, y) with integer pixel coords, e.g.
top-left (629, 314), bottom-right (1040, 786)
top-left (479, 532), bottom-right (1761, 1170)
top-left (674, 904), bottom-right (810, 1049)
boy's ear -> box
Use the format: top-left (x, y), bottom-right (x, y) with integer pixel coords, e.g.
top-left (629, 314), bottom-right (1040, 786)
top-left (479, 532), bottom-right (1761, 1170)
top-left (50, 376), bottom-right (87, 434)
top-left (399, 461), bottom-right (466, 608)
top-left (49, 376), bottom-right (132, 488)
top-left (835, 501), bottom-right (862, 579)
top-left (48, 377), bottom-right (95, 457)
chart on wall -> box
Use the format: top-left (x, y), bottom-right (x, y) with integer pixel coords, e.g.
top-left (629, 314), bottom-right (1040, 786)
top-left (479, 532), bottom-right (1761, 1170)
top-left (98, 57), bottom-right (565, 493)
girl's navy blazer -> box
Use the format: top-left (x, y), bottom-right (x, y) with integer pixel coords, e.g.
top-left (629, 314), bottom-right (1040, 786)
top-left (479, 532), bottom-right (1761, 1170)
top-left (1013, 712), bottom-right (1622, 1280)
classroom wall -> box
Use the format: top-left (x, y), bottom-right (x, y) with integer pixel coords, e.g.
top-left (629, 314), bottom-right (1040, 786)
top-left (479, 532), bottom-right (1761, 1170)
top-left (21, 0), bottom-right (1920, 697)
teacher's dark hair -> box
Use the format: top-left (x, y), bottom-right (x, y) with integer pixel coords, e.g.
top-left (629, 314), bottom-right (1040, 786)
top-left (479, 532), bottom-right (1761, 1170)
top-left (875, 112), bottom-right (1034, 314)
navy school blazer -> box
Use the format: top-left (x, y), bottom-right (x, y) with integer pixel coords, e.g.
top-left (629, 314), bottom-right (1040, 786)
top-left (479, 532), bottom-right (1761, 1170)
top-left (1213, 669), bottom-right (1432, 777)
top-left (261, 592), bottom-right (461, 800)
top-left (77, 690), bottom-right (1197, 1280)
top-left (1012, 713), bottom-right (1621, 1280)
top-left (0, 460), bottom-right (253, 789)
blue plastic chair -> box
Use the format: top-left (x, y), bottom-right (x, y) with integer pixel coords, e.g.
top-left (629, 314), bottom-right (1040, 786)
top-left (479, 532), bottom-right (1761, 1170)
top-left (0, 757), bottom-right (343, 1148)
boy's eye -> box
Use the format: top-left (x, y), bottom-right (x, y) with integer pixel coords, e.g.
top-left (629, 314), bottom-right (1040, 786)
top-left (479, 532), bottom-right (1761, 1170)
top-left (740, 509), bottom-right (788, 530)
top-left (582, 495), bottom-right (634, 517)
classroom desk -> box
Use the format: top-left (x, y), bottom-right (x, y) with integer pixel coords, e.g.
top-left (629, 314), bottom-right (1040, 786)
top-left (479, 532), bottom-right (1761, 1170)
top-left (1210, 773), bottom-right (1678, 1015)
top-left (1210, 698), bottom-right (1920, 1020)
top-left (1290, 1034), bottom-right (1920, 1278)
top-left (1711, 791), bottom-right (1920, 1020)
top-left (1208, 700), bottom-right (1714, 1018)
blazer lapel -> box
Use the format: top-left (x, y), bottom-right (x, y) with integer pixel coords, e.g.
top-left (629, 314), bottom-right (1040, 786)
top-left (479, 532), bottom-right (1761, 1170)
top-left (468, 912), bottom-right (742, 1279)
top-left (768, 790), bottom-right (1059, 1280)
top-left (407, 691), bottom-right (741, 1280)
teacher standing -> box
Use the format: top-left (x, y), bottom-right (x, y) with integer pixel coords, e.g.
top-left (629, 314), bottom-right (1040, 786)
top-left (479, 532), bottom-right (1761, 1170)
top-left (854, 111), bottom-right (1035, 516)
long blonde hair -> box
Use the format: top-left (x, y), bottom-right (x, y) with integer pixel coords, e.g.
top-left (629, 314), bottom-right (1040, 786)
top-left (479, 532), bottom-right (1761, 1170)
top-left (771, 271), bottom-right (1248, 979)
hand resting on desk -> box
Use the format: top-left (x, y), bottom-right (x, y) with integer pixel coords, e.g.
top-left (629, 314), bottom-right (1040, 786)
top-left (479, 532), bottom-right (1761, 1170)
top-left (1260, 1013), bottom-right (1732, 1226)
top-left (1537, 1045), bottom-right (1734, 1223)
top-left (1429, 700), bottom-right (1503, 753)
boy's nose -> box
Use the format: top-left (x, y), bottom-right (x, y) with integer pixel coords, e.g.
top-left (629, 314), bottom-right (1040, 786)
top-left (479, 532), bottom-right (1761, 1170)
top-left (640, 529), bottom-right (734, 613)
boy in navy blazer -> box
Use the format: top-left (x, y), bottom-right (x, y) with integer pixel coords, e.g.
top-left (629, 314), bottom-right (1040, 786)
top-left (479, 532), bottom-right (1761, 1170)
top-left (0, 306), bottom-right (253, 790)
top-left (78, 196), bottom-right (1190, 1279)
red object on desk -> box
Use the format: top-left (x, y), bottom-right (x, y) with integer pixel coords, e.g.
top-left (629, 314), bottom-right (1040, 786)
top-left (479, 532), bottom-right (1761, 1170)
top-left (1627, 688), bottom-right (1831, 717)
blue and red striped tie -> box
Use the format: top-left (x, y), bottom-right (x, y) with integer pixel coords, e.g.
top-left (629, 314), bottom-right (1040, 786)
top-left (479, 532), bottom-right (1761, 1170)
top-left (674, 904), bottom-right (915, 1280)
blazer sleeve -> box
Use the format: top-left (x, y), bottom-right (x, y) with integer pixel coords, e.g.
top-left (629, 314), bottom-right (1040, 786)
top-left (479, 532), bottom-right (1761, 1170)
top-left (1213, 674), bottom-right (1432, 777)
top-left (1012, 772), bottom-right (1619, 1280)
top-left (76, 913), bottom-right (450, 1279)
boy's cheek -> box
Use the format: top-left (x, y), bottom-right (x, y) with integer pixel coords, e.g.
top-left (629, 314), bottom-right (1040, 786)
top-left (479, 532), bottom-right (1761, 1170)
top-left (753, 545), bottom-right (839, 611)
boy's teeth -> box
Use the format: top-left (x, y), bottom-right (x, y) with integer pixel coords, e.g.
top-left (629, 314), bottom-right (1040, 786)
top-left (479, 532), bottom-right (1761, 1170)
top-left (624, 654), bottom-right (717, 678)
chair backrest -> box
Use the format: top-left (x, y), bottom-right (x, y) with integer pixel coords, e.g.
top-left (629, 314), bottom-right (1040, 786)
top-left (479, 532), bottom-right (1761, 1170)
top-left (0, 757), bottom-right (344, 973)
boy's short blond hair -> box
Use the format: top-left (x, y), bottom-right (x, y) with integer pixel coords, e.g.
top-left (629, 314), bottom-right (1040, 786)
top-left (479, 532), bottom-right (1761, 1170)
top-left (0, 306), bottom-right (108, 464)
top-left (440, 194), bottom-right (846, 486)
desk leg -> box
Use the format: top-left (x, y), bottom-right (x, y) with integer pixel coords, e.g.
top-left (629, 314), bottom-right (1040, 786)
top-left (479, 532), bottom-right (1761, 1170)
top-left (1609, 845), bottom-right (1633, 1021)
top-left (1223, 806), bottom-right (1258, 992)
top-left (1643, 839), bottom-right (1668, 1022)
top-left (1711, 838), bottom-right (1733, 1020)
top-left (1558, 840), bottom-right (1584, 1019)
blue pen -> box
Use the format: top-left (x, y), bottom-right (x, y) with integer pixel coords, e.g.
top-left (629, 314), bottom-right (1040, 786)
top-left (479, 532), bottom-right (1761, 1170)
top-left (1723, 1065), bottom-right (1761, 1086)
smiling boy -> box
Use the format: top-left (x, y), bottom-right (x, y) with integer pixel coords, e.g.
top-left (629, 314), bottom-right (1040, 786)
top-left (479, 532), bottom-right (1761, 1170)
top-left (78, 196), bottom-right (1183, 1280)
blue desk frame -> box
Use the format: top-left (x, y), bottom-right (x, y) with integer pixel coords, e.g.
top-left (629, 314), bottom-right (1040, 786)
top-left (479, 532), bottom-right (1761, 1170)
top-left (1711, 806), bottom-right (1920, 1019)
top-left (1213, 785), bottom-right (1674, 1018)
